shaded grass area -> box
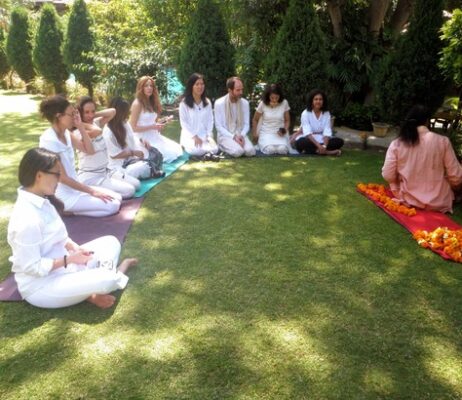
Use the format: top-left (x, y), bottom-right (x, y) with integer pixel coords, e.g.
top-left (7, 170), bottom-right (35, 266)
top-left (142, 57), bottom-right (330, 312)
top-left (1, 95), bottom-right (462, 399)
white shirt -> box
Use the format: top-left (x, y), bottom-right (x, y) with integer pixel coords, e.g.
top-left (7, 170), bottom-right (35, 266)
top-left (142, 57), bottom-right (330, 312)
top-left (74, 120), bottom-right (107, 176)
top-left (179, 99), bottom-right (214, 143)
top-left (103, 123), bottom-right (143, 170)
top-left (39, 127), bottom-right (82, 209)
top-left (299, 110), bottom-right (332, 144)
top-left (7, 189), bottom-right (69, 298)
top-left (214, 95), bottom-right (250, 139)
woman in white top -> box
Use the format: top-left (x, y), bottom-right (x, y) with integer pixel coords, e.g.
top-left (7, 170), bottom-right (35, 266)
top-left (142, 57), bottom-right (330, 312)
top-left (179, 73), bottom-right (219, 160)
top-left (39, 95), bottom-right (121, 217)
top-left (252, 83), bottom-right (291, 155)
top-left (290, 89), bottom-right (343, 156)
top-left (7, 148), bottom-right (138, 309)
top-left (129, 76), bottom-right (183, 163)
top-left (76, 96), bottom-right (136, 199)
top-left (103, 97), bottom-right (151, 187)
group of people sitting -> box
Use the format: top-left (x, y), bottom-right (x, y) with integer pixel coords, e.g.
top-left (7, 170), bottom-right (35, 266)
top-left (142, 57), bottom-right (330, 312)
top-left (6, 70), bottom-right (462, 311)
top-left (179, 73), bottom-right (344, 159)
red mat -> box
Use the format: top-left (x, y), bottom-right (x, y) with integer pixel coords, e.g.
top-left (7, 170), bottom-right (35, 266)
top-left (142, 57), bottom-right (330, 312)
top-left (358, 188), bottom-right (462, 262)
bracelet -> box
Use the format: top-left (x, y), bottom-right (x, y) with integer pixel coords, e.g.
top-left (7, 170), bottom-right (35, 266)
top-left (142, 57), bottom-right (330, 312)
top-left (64, 255), bottom-right (67, 268)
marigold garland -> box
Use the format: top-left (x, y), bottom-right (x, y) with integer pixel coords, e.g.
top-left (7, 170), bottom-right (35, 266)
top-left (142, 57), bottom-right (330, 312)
top-left (357, 183), bottom-right (417, 216)
top-left (413, 227), bottom-right (462, 263)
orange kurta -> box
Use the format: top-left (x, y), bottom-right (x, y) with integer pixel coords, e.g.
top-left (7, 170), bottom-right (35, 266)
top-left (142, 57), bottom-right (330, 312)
top-left (382, 127), bottom-right (462, 213)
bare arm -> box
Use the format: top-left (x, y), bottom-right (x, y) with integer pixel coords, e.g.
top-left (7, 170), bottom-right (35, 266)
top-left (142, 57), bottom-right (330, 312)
top-left (94, 108), bottom-right (116, 126)
top-left (70, 113), bottom-right (95, 154)
top-left (252, 111), bottom-right (262, 141)
top-left (283, 110), bottom-right (290, 131)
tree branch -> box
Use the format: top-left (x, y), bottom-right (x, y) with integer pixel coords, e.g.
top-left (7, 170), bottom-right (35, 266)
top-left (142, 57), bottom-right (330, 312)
top-left (389, 0), bottom-right (414, 38)
top-left (326, 0), bottom-right (345, 39)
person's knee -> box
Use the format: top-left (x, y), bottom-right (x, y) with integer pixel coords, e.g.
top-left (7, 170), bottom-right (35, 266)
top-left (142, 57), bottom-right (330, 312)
top-left (277, 145), bottom-right (288, 154)
top-left (121, 186), bottom-right (135, 199)
top-left (228, 146), bottom-right (244, 157)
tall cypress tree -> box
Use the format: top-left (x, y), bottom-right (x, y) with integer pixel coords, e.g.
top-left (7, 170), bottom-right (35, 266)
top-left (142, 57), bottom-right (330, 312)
top-left (6, 7), bottom-right (35, 92)
top-left (33, 3), bottom-right (67, 93)
top-left (0, 27), bottom-right (10, 82)
top-left (265, 0), bottom-right (328, 122)
top-left (375, 0), bottom-right (447, 124)
top-left (177, 0), bottom-right (235, 101)
top-left (63, 0), bottom-right (97, 97)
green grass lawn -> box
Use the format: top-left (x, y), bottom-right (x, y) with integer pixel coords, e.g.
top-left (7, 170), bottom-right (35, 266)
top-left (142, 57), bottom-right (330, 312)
top-left (1, 92), bottom-right (462, 399)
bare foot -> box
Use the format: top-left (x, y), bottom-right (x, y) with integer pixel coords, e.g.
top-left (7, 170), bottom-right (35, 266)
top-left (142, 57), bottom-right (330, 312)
top-left (87, 294), bottom-right (116, 309)
top-left (117, 258), bottom-right (138, 274)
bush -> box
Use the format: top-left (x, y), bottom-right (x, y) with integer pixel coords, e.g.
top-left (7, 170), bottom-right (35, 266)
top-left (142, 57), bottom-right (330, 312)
top-left (337, 103), bottom-right (380, 131)
top-left (33, 3), bottom-right (67, 93)
top-left (177, 0), bottom-right (235, 101)
top-left (0, 27), bottom-right (10, 81)
top-left (6, 7), bottom-right (35, 92)
top-left (265, 0), bottom-right (329, 123)
top-left (63, 0), bottom-right (97, 97)
top-left (375, 0), bottom-right (447, 124)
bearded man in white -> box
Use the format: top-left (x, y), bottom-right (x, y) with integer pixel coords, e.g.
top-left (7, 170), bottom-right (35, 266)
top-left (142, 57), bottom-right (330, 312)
top-left (214, 77), bottom-right (256, 157)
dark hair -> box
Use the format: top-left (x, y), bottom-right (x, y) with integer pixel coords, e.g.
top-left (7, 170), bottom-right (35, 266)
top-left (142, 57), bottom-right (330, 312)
top-left (19, 148), bottom-right (60, 187)
top-left (39, 95), bottom-right (70, 122)
top-left (226, 76), bottom-right (242, 91)
top-left (183, 73), bottom-right (209, 108)
top-left (262, 83), bottom-right (284, 105)
top-left (108, 97), bottom-right (131, 148)
top-left (306, 89), bottom-right (328, 112)
top-left (399, 105), bottom-right (431, 146)
top-left (76, 96), bottom-right (95, 121)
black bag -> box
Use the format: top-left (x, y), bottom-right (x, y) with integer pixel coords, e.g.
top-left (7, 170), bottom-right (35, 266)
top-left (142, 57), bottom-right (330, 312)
top-left (122, 146), bottom-right (165, 179)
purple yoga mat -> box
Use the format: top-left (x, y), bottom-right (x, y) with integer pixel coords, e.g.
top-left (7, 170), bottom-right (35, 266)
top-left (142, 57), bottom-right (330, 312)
top-left (0, 274), bottom-right (22, 301)
top-left (62, 197), bottom-right (144, 245)
top-left (0, 197), bottom-right (144, 302)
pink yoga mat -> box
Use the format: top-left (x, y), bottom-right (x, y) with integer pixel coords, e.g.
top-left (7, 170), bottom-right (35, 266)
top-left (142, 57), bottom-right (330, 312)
top-left (358, 188), bottom-right (462, 261)
top-left (0, 197), bottom-right (144, 302)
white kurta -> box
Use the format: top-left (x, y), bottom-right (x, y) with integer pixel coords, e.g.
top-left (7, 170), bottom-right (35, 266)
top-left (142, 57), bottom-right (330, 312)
top-left (299, 110), bottom-right (332, 144)
top-left (39, 127), bottom-right (82, 209)
top-left (133, 110), bottom-right (182, 162)
top-left (214, 95), bottom-right (250, 139)
top-left (256, 99), bottom-right (290, 151)
top-left (8, 189), bottom-right (128, 307)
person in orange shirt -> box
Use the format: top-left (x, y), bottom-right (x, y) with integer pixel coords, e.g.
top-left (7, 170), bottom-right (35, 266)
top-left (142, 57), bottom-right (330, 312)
top-left (382, 104), bottom-right (462, 213)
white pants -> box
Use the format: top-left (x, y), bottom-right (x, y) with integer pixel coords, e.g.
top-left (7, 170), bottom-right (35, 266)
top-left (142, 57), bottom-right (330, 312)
top-left (25, 236), bottom-right (129, 309)
top-left (183, 137), bottom-right (219, 157)
top-left (67, 186), bottom-right (121, 217)
top-left (218, 136), bottom-right (256, 157)
top-left (80, 172), bottom-right (136, 200)
top-left (261, 144), bottom-right (289, 155)
top-left (124, 161), bottom-right (151, 181)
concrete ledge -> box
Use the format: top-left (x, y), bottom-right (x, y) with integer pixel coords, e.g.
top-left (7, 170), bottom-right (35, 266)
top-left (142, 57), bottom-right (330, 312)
top-left (334, 126), bottom-right (398, 149)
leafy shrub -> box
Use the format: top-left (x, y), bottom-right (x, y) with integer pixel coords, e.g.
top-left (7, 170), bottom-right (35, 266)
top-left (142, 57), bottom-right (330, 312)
top-left (337, 102), bottom-right (380, 131)
top-left (6, 7), bottom-right (35, 91)
top-left (33, 3), bottom-right (67, 93)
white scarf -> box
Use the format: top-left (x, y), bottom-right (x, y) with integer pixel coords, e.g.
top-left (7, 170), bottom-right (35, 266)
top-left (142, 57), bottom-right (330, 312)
top-left (224, 94), bottom-right (243, 135)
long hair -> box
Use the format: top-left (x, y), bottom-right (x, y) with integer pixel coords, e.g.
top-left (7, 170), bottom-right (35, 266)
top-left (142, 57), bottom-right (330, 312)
top-left (262, 83), bottom-right (285, 106)
top-left (76, 96), bottom-right (95, 122)
top-left (39, 95), bottom-right (70, 123)
top-left (306, 89), bottom-right (328, 112)
top-left (399, 105), bottom-right (431, 146)
top-left (135, 76), bottom-right (162, 115)
top-left (183, 73), bottom-right (209, 109)
top-left (108, 98), bottom-right (131, 149)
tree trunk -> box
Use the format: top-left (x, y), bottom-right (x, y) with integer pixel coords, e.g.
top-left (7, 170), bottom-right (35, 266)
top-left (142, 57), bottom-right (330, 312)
top-left (326, 0), bottom-right (345, 39)
top-left (368, 0), bottom-right (392, 37)
top-left (389, 0), bottom-right (414, 38)
top-left (88, 83), bottom-right (94, 98)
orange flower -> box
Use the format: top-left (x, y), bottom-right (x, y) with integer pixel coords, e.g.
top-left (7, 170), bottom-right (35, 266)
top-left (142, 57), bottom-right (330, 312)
top-left (357, 182), bottom-right (417, 216)
top-left (413, 227), bottom-right (462, 263)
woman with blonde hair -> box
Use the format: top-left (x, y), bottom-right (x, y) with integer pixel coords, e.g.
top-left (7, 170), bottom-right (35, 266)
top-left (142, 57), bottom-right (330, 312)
top-left (129, 76), bottom-right (183, 163)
